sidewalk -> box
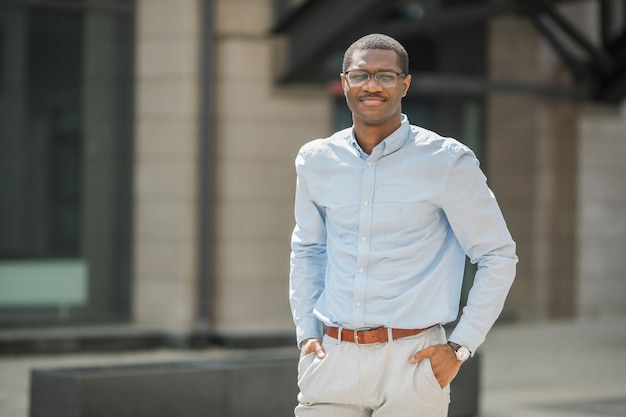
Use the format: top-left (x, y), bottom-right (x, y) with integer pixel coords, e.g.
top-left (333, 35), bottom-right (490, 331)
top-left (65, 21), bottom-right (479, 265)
top-left (478, 314), bottom-right (626, 417)
top-left (1, 314), bottom-right (625, 417)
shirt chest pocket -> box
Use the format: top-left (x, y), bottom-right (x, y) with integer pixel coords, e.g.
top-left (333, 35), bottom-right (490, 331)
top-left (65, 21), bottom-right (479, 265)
top-left (374, 199), bottom-right (441, 245)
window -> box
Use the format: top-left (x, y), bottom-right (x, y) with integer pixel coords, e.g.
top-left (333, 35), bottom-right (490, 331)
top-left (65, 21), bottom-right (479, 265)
top-left (0, 1), bottom-right (134, 326)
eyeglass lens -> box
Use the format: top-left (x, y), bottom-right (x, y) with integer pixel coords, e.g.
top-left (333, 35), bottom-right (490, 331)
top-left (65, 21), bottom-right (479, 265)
top-left (346, 71), bottom-right (401, 87)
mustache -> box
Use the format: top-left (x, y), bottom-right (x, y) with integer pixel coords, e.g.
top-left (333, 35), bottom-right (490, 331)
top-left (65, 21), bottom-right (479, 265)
top-left (358, 94), bottom-right (386, 100)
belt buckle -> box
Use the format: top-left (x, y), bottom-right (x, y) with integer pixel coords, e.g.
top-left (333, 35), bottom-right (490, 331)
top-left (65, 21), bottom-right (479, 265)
top-left (353, 327), bottom-right (371, 345)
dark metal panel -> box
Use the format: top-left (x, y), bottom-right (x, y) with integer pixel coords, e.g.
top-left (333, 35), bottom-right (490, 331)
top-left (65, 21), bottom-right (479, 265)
top-left (273, 0), bottom-right (626, 104)
top-left (377, 1), bottom-right (517, 38)
top-left (529, 0), bottom-right (626, 103)
top-left (197, 0), bottom-right (216, 338)
top-left (600, 0), bottom-right (615, 47)
top-left (531, 15), bottom-right (589, 82)
top-left (273, 0), bottom-right (396, 82)
top-left (594, 29), bottom-right (626, 104)
top-left (376, 0), bottom-right (585, 38)
top-left (272, 0), bottom-right (585, 84)
top-left (539, 0), bottom-right (614, 75)
top-left (407, 73), bottom-right (586, 99)
top-left (0, 0), bottom-right (133, 14)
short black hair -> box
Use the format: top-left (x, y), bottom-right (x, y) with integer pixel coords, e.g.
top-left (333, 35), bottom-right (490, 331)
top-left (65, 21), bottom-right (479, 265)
top-left (342, 33), bottom-right (409, 74)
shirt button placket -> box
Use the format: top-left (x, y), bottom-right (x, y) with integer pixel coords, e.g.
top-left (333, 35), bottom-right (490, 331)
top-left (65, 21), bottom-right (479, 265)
top-left (353, 156), bottom-right (376, 326)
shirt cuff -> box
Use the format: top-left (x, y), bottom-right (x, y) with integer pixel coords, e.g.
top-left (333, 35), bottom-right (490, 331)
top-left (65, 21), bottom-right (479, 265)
top-left (296, 318), bottom-right (324, 349)
top-left (448, 323), bottom-right (486, 356)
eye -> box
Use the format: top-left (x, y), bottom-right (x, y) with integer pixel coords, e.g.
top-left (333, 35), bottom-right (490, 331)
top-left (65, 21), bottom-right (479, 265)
top-left (348, 71), bottom-right (369, 83)
top-left (377, 73), bottom-right (396, 82)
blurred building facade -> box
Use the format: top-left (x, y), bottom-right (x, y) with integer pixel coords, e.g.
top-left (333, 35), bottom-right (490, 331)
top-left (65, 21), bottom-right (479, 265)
top-left (0, 0), bottom-right (624, 350)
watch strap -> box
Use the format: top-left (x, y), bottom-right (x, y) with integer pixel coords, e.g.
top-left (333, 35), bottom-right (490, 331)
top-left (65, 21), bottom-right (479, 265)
top-left (447, 341), bottom-right (461, 351)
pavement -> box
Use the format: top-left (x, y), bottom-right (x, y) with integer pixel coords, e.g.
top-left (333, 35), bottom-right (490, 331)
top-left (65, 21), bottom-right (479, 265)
top-left (478, 314), bottom-right (626, 417)
top-left (1, 314), bottom-right (625, 417)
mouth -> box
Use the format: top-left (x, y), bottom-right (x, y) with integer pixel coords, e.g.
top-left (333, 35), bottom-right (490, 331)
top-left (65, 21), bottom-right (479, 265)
top-left (359, 95), bottom-right (387, 105)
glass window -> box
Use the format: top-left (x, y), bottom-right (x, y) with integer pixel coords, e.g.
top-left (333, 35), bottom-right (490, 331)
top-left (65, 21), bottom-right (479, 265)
top-left (0, 1), bottom-right (134, 326)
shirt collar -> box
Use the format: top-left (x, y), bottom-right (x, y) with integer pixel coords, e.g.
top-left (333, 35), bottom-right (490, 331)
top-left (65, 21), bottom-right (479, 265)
top-left (348, 114), bottom-right (410, 159)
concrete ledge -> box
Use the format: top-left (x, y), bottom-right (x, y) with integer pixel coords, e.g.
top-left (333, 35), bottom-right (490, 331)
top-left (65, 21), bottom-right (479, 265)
top-left (0, 327), bottom-right (296, 355)
top-left (30, 353), bottom-right (480, 416)
top-left (450, 353), bottom-right (480, 417)
top-left (31, 356), bottom-right (299, 417)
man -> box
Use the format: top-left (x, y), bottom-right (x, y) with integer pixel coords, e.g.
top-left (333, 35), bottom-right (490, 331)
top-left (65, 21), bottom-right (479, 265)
top-left (289, 33), bottom-right (517, 417)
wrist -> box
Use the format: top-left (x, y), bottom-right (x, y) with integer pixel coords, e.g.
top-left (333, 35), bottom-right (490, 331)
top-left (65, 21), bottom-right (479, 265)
top-left (447, 341), bottom-right (461, 351)
top-left (300, 337), bottom-right (320, 348)
top-left (447, 341), bottom-right (471, 362)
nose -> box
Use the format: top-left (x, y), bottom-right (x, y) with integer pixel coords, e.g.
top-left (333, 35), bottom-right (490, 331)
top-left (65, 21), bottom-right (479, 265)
top-left (362, 74), bottom-right (383, 90)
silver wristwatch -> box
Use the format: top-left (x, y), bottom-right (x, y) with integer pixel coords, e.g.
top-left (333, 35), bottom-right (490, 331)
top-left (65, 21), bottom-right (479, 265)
top-left (448, 342), bottom-right (471, 362)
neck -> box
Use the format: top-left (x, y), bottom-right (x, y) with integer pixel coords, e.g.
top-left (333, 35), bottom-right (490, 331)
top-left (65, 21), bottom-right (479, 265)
top-left (353, 118), bottom-right (401, 155)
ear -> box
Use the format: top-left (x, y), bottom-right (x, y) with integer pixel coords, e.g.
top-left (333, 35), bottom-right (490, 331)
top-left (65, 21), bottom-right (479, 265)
top-left (340, 73), bottom-right (349, 95)
top-left (402, 74), bottom-right (412, 97)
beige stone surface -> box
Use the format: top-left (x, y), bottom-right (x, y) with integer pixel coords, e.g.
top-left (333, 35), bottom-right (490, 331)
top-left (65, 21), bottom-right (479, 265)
top-left (211, 1), bottom-right (332, 336)
top-left (137, 0), bottom-right (201, 36)
top-left (578, 103), bottom-right (626, 317)
top-left (133, 0), bottom-right (202, 332)
top-left (215, 0), bottom-right (272, 35)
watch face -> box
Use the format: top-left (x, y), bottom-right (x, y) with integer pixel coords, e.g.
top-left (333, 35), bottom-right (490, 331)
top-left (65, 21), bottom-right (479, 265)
top-left (456, 346), bottom-right (471, 361)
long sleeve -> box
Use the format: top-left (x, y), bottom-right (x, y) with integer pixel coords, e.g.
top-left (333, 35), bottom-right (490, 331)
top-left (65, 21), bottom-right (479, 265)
top-left (439, 148), bottom-right (518, 353)
top-left (289, 148), bottom-right (327, 347)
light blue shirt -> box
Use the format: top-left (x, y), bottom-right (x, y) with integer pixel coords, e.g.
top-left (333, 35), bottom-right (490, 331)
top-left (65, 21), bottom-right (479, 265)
top-left (290, 114), bottom-right (517, 353)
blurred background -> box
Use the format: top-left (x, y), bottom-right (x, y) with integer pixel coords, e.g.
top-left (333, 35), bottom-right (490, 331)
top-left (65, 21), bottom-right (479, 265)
top-left (0, 0), bottom-right (625, 416)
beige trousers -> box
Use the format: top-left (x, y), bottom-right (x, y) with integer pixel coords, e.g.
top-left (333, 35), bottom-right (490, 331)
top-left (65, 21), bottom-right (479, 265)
top-left (295, 325), bottom-right (450, 417)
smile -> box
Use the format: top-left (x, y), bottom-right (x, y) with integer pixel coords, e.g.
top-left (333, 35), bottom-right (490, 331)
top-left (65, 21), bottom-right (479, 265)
top-left (359, 96), bottom-right (387, 104)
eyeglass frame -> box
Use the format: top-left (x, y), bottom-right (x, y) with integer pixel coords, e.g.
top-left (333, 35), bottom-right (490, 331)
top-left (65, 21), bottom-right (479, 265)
top-left (342, 70), bottom-right (407, 88)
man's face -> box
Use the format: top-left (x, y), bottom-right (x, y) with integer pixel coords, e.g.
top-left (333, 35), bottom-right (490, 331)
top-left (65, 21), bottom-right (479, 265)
top-left (341, 48), bottom-right (411, 127)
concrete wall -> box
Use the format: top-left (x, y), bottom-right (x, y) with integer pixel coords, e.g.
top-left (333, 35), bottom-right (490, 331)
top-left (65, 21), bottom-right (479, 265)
top-left (489, 2), bottom-right (626, 320)
top-left (487, 15), bottom-right (578, 321)
top-left (573, 2), bottom-right (626, 317)
top-left (577, 102), bottom-right (626, 316)
top-left (212, 0), bottom-right (332, 337)
top-left (133, 0), bottom-right (202, 333)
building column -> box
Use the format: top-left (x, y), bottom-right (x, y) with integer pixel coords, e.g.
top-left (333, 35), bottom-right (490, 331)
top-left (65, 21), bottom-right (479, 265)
top-left (133, 0), bottom-right (202, 335)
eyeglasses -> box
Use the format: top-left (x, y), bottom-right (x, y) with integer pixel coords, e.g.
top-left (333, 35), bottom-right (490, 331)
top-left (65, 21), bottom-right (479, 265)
top-left (343, 70), bottom-right (406, 88)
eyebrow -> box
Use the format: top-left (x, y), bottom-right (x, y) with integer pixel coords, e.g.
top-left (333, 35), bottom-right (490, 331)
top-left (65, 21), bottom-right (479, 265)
top-left (346, 66), bottom-right (401, 73)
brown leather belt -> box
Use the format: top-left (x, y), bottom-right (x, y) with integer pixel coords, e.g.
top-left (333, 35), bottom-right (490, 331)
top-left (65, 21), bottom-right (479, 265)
top-left (325, 325), bottom-right (435, 344)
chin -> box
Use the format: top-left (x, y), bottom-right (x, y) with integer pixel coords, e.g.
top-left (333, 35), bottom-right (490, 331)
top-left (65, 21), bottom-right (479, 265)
top-left (355, 112), bottom-right (394, 126)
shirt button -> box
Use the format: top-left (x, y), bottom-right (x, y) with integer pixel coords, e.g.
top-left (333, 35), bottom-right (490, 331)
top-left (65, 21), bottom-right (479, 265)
top-left (363, 200), bottom-right (369, 206)
top-left (361, 236), bottom-right (367, 241)
top-left (358, 267), bottom-right (364, 273)
top-left (367, 161), bottom-right (373, 167)
top-left (355, 301), bottom-right (361, 307)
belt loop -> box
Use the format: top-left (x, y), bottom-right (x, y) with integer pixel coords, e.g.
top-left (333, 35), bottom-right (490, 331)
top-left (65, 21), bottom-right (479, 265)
top-left (387, 326), bottom-right (393, 342)
top-left (337, 326), bottom-right (343, 343)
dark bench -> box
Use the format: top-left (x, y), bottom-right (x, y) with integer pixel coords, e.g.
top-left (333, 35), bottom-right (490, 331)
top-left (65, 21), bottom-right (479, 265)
top-left (31, 352), bottom-right (479, 416)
